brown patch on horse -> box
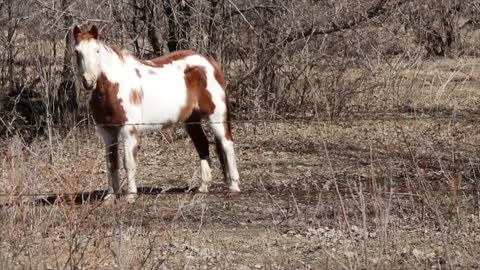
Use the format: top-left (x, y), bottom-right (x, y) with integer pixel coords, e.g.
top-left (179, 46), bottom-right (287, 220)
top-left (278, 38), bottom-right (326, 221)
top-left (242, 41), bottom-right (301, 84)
top-left (224, 109), bottom-right (233, 140)
top-left (137, 50), bottom-right (197, 69)
top-left (199, 88), bottom-right (215, 118)
top-left (75, 32), bottom-right (95, 43)
top-left (129, 88), bottom-right (144, 106)
top-left (162, 121), bottom-right (174, 130)
top-left (130, 128), bottom-right (141, 160)
top-left (90, 72), bottom-right (127, 134)
top-left (148, 69), bottom-right (157, 75)
top-left (135, 68), bottom-right (141, 78)
top-left (179, 66), bottom-right (216, 122)
top-left (73, 25), bottom-right (99, 43)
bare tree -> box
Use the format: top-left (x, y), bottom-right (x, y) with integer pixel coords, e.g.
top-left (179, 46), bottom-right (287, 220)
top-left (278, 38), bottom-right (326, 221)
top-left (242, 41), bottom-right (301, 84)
top-left (0, 0), bottom-right (479, 135)
top-left (143, 0), bottom-right (162, 56)
top-left (56, 0), bottom-right (78, 123)
top-left (163, 0), bottom-right (193, 52)
top-left (5, 0), bottom-right (17, 93)
top-left (404, 0), bottom-right (462, 57)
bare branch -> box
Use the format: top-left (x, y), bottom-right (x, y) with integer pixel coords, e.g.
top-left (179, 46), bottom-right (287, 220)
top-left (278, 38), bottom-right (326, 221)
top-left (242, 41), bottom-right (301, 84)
top-left (283, 0), bottom-right (404, 43)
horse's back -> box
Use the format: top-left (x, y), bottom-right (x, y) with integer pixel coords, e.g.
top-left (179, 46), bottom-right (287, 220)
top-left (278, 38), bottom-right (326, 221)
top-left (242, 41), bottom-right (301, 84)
top-left (148, 50), bottom-right (198, 67)
top-left (126, 51), bottom-right (225, 131)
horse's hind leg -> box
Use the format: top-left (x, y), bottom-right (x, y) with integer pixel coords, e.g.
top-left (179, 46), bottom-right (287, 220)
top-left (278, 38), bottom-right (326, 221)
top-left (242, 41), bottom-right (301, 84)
top-left (215, 137), bottom-right (229, 184)
top-left (209, 112), bottom-right (240, 192)
top-left (185, 112), bottom-right (212, 192)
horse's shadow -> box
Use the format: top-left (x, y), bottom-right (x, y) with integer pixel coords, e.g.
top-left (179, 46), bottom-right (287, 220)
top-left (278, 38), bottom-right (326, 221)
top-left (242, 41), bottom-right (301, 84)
top-left (31, 186), bottom-right (199, 206)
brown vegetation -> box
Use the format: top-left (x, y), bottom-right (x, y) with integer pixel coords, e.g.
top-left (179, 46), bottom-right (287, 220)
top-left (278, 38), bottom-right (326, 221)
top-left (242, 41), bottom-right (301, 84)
top-left (1, 0), bottom-right (479, 128)
top-left (1, 0), bottom-right (480, 269)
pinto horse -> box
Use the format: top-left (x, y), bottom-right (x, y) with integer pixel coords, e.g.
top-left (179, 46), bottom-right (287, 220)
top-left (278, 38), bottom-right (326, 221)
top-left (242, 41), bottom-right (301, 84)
top-left (73, 25), bottom-right (240, 202)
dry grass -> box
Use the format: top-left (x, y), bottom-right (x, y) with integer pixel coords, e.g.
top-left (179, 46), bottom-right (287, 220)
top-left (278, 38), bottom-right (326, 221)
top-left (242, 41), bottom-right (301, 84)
top-left (1, 58), bottom-right (480, 269)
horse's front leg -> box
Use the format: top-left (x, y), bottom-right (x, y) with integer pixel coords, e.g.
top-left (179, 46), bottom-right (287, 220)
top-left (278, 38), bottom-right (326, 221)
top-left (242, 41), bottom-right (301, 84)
top-left (102, 132), bottom-right (120, 201)
top-left (123, 128), bottom-right (140, 203)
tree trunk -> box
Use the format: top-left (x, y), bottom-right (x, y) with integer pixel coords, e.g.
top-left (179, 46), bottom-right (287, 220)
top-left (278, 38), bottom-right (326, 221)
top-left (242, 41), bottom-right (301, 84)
top-left (261, 1), bottom-right (279, 105)
top-left (144, 0), bottom-right (162, 56)
top-left (163, 0), bottom-right (192, 52)
top-left (207, 0), bottom-right (219, 53)
top-left (62, 0), bottom-right (73, 80)
top-left (130, 0), bottom-right (141, 55)
top-left (57, 0), bottom-right (77, 123)
top-left (6, 0), bottom-right (16, 93)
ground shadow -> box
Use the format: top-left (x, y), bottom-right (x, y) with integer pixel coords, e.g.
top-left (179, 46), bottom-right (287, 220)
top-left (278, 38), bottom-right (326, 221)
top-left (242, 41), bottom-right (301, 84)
top-left (0, 186), bottom-right (199, 208)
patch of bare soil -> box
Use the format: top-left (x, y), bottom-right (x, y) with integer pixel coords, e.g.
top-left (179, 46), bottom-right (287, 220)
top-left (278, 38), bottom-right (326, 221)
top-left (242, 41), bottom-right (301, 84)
top-left (0, 116), bottom-right (479, 269)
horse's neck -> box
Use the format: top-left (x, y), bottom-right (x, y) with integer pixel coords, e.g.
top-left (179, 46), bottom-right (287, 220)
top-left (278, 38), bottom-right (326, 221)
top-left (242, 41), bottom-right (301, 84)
top-left (99, 43), bottom-right (124, 80)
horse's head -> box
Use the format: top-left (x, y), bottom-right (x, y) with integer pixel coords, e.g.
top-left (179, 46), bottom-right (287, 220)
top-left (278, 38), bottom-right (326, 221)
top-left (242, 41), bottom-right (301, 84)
top-left (73, 25), bottom-right (101, 90)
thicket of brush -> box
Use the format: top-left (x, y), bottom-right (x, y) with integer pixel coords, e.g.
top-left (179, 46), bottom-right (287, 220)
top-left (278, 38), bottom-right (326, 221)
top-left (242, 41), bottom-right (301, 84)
top-left (0, 0), bottom-right (479, 136)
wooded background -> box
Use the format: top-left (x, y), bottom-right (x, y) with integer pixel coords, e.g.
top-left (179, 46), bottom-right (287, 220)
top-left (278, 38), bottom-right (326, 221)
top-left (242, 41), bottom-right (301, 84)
top-left (1, 0), bottom-right (479, 136)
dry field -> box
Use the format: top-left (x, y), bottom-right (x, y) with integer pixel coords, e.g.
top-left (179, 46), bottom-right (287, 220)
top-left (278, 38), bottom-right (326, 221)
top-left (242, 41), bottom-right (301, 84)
top-left (1, 58), bottom-right (480, 269)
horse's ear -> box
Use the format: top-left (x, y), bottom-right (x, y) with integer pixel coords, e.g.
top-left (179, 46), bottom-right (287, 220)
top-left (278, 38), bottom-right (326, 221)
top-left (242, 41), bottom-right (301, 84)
top-left (73, 25), bottom-right (81, 42)
top-left (90, 25), bottom-right (99, 39)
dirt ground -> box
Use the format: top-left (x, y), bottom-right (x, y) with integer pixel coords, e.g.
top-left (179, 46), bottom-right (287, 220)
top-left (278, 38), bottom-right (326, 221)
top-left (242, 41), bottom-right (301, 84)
top-left (0, 117), bottom-right (479, 270)
top-left (1, 58), bottom-right (480, 269)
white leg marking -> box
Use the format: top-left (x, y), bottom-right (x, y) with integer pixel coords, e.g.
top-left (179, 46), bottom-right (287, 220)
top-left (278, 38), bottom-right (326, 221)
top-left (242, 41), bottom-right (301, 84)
top-left (199, 159), bottom-right (212, 193)
top-left (221, 139), bottom-right (240, 192)
top-left (123, 133), bottom-right (138, 203)
top-left (209, 120), bottom-right (241, 192)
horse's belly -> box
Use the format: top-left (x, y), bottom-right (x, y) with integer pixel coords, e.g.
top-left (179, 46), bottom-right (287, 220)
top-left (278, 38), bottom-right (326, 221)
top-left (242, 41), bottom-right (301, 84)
top-left (137, 83), bottom-right (188, 131)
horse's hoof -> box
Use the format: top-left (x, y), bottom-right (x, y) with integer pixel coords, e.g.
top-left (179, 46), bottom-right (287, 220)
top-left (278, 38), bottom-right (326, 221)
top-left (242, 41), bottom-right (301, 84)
top-left (198, 184), bottom-right (209, 193)
top-left (229, 182), bottom-right (241, 192)
top-left (103, 193), bottom-right (117, 204)
top-left (125, 194), bottom-right (138, 203)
